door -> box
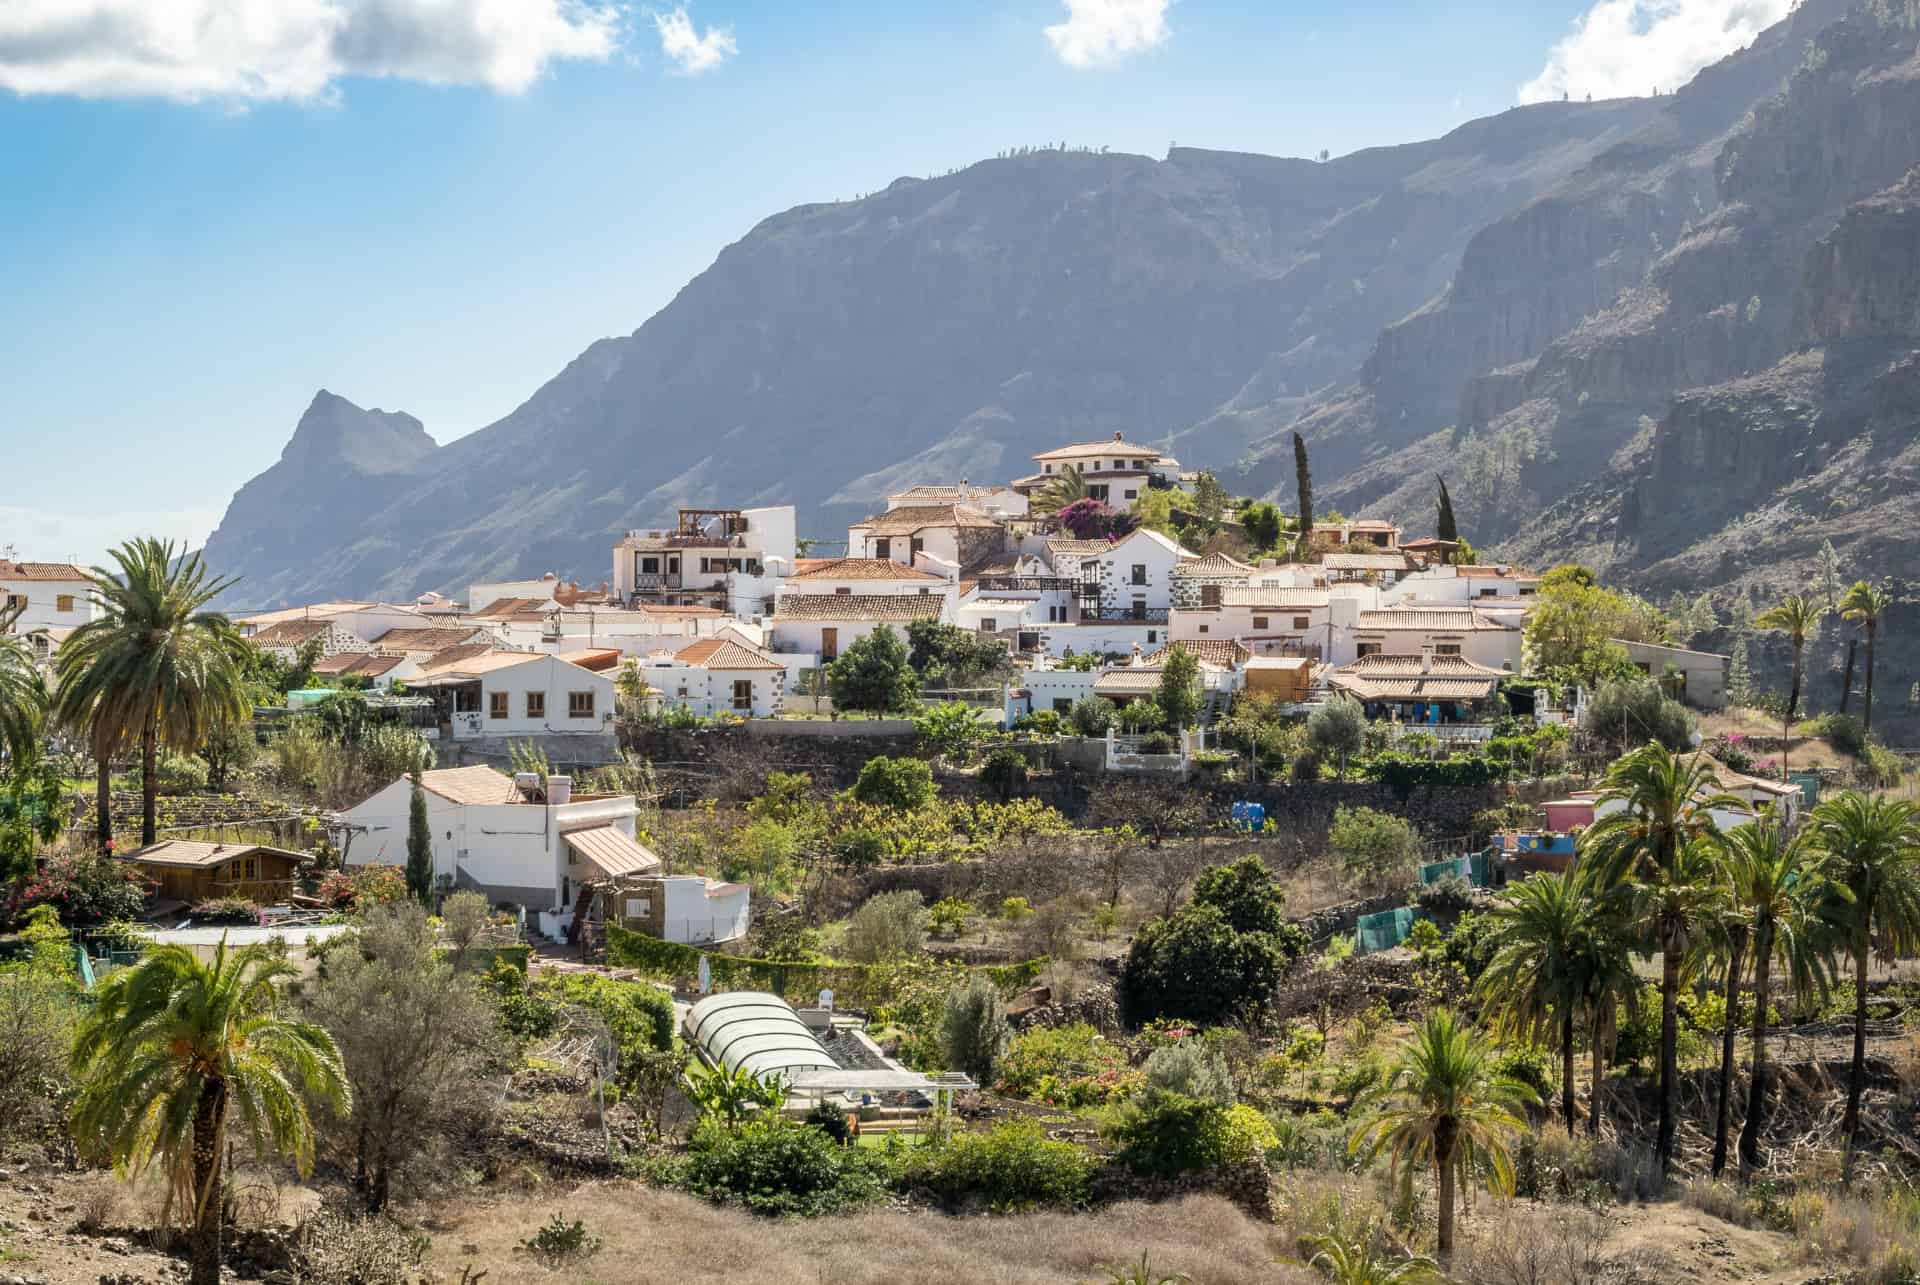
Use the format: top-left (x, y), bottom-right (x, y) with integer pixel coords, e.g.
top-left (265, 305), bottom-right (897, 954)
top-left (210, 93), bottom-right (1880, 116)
top-left (821, 627), bottom-right (838, 660)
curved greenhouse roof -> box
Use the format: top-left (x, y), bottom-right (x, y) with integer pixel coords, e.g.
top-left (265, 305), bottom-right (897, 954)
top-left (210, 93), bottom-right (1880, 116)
top-left (685, 992), bottom-right (837, 1082)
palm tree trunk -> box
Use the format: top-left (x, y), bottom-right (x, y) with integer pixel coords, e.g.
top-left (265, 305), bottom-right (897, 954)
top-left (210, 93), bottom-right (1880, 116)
top-left (1562, 1006), bottom-right (1577, 1137)
top-left (1435, 1140), bottom-right (1457, 1260)
top-left (1712, 933), bottom-right (1747, 1176)
top-left (95, 753), bottom-right (113, 852)
top-left (1840, 638), bottom-right (1857, 714)
top-left (1843, 934), bottom-right (1871, 1177)
top-left (1589, 1010), bottom-right (1606, 1136)
top-left (189, 1082), bottom-right (226, 1285)
top-left (1862, 624), bottom-right (1877, 734)
top-left (1738, 937), bottom-right (1773, 1177)
top-left (1787, 644), bottom-right (1803, 724)
top-left (1658, 947), bottom-right (1680, 1179)
top-left (141, 715), bottom-right (159, 847)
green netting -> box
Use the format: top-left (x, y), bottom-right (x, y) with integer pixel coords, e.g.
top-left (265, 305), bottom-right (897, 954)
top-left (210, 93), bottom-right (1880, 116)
top-left (1355, 907), bottom-right (1419, 954)
top-left (1419, 849), bottom-right (1496, 888)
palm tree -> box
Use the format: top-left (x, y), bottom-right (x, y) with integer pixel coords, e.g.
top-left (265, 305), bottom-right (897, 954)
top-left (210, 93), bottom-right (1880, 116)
top-left (1579, 742), bottom-right (1743, 1177)
top-left (0, 602), bottom-right (46, 766)
top-left (1755, 593), bottom-right (1826, 775)
top-left (54, 539), bottom-right (249, 847)
top-left (1307, 1231), bottom-right (1440, 1284)
top-left (1031, 465), bottom-right (1089, 517)
top-left (1348, 1010), bottom-right (1536, 1259)
top-left (1570, 910), bottom-right (1639, 1136)
top-left (70, 939), bottom-right (348, 1285)
top-left (1839, 581), bottom-right (1892, 734)
top-left (1478, 870), bottom-right (1595, 1135)
top-left (1715, 813), bottom-right (1835, 1177)
top-left (1807, 791), bottom-right (1920, 1174)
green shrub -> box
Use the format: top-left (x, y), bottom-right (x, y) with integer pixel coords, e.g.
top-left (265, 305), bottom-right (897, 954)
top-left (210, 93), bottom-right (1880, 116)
top-left (1012, 710), bottom-right (1061, 736)
top-left (980, 747), bottom-right (1029, 801)
top-left (843, 891), bottom-right (927, 963)
top-left (1137, 731), bottom-right (1178, 755)
top-left (537, 972), bottom-right (676, 1055)
top-left (1142, 1042), bottom-right (1235, 1106)
top-left (803, 1100), bottom-right (850, 1143)
top-left (519, 1212), bottom-right (601, 1265)
top-left (1807, 712), bottom-right (1867, 757)
top-left (1327, 805), bottom-right (1421, 891)
top-left (996, 1023), bottom-right (1138, 1108)
top-left (1103, 1093), bottom-right (1278, 1176)
top-left (1118, 701), bottom-right (1165, 734)
top-left (852, 757), bottom-right (936, 810)
top-left (927, 897), bottom-right (973, 938)
top-left (834, 828), bottom-right (891, 868)
top-left (1493, 1045), bottom-right (1556, 1101)
top-left (905, 1119), bottom-right (1095, 1211)
top-left (999, 896), bottom-right (1032, 922)
top-left (189, 896), bottom-right (262, 926)
top-left (1069, 696), bottom-right (1118, 737)
top-left (1405, 917), bottom-right (1443, 956)
top-left (680, 1120), bottom-right (889, 1217)
top-left (941, 974), bottom-right (1012, 1085)
top-left (1413, 874), bottom-right (1475, 913)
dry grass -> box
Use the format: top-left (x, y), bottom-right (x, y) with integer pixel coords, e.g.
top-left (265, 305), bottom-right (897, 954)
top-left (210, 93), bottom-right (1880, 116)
top-left (424, 1182), bottom-right (1305, 1284)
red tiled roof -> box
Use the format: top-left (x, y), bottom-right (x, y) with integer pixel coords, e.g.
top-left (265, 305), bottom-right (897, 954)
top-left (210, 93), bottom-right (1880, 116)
top-left (1354, 609), bottom-right (1516, 632)
top-left (850, 503), bottom-right (1003, 535)
top-left (674, 637), bottom-right (786, 671)
top-left (310, 652), bottom-right (406, 678)
top-left (417, 765), bottom-right (522, 805)
top-left (0, 560), bottom-right (89, 581)
top-left (772, 594), bottom-right (942, 623)
top-left (1172, 551), bottom-right (1255, 578)
top-left (249, 620), bottom-right (333, 646)
top-left (470, 597), bottom-right (552, 620)
top-left (788, 557), bottom-right (941, 582)
top-left (1325, 653), bottom-right (1507, 701)
top-left (1032, 434), bottom-right (1166, 462)
top-left (1147, 640), bottom-right (1250, 669)
top-left (564, 826), bottom-right (662, 880)
top-left (371, 626), bottom-right (484, 651)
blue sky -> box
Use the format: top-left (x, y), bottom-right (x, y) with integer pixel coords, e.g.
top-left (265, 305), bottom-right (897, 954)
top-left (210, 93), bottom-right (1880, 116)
top-left (0, 0), bottom-right (1788, 565)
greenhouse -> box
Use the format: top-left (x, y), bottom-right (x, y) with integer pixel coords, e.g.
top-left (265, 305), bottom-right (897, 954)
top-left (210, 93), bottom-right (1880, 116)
top-left (684, 991), bottom-right (839, 1082)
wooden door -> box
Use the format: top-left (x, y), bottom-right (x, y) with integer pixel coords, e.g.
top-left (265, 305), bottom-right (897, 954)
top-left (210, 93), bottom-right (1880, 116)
top-left (821, 627), bottom-right (838, 660)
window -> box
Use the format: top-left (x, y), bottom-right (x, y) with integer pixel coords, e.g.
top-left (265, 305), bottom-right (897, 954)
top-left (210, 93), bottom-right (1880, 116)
top-left (454, 687), bottom-right (480, 713)
top-left (981, 618), bottom-right (998, 633)
top-left (1293, 616), bottom-right (1311, 630)
top-left (835, 586), bottom-right (852, 595)
top-left (732, 679), bottom-right (753, 711)
top-left (1124, 489), bottom-right (1138, 500)
top-left (1052, 698), bottom-right (1073, 714)
top-left (1147, 630), bottom-right (1158, 644)
top-left (1435, 644), bottom-right (1462, 656)
top-left (243, 857), bottom-right (257, 880)
top-left (489, 691), bottom-right (509, 719)
top-left (1356, 642), bottom-right (1381, 658)
top-left (56, 594), bottom-right (74, 613)
top-left (910, 537), bottom-right (924, 558)
top-left (640, 555), bottom-right (660, 574)
top-left (1478, 587), bottom-right (1498, 598)
top-left (1252, 616), bottom-right (1269, 630)
top-left (1130, 564), bottom-right (1147, 585)
top-left (1043, 463), bottom-right (1053, 473)
top-left (526, 691), bottom-right (545, 719)
top-left (1198, 624), bottom-right (1209, 634)
top-left (1200, 584), bottom-right (1222, 607)
top-left (568, 690), bottom-right (596, 718)
top-left (874, 538), bottom-right (891, 559)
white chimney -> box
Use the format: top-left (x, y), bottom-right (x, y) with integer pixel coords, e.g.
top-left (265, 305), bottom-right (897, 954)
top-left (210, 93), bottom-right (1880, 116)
top-left (547, 775), bottom-right (572, 805)
top-left (1420, 643), bottom-right (1435, 674)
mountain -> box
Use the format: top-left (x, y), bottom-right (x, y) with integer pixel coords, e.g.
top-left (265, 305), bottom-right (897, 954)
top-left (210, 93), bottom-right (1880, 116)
top-left (203, 100), bottom-right (1663, 605)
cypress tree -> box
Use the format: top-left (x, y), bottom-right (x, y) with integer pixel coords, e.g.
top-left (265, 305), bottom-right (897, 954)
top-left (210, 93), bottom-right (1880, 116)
top-left (1436, 475), bottom-right (1459, 545)
top-left (1293, 432), bottom-right (1313, 550)
top-left (406, 769), bottom-right (434, 905)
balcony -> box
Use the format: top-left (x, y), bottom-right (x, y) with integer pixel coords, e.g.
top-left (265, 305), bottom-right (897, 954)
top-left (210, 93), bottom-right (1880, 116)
top-left (978, 575), bottom-right (1075, 592)
top-left (1084, 607), bottom-right (1170, 624)
top-left (632, 573), bottom-right (683, 591)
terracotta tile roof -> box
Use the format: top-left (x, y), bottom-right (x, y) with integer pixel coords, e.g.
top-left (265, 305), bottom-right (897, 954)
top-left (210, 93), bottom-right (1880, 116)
top-left (788, 557), bottom-right (942, 582)
top-left (1325, 653), bottom-right (1506, 701)
top-left (1399, 537), bottom-right (1460, 551)
top-left (564, 826), bottom-right (662, 880)
top-left (416, 649), bottom-right (543, 678)
top-left (791, 558), bottom-right (836, 575)
top-left (418, 765), bottom-right (523, 805)
top-left (0, 560), bottom-right (89, 581)
top-left (1045, 537), bottom-right (1116, 558)
top-left (1173, 551), bottom-right (1255, 578)
top-left (249, 620), bottom-right (334, 646)
top-left (850, 503), bottom-right (1004, 535)
top-left (641, 605), bottom-right (726, 617)
top-left (889, 484), bottom-right (992, 501)
top-left (1222, 586), bottom-right (1329, 608)
top-left (1147, 640), bottom-right (1250, 669)
top-left (372, 626), bottom-right (486, 651)
top-left (558, 647), bottom-right (624, 672)
top-left (1354, 608), bottom-right (1515, 632)
top-left (674, 637), bottom-right (786, 671)
top-left (1456, 564), bottom-right (1541, 580)
top-left (1032, 435), bottom-right (1166, 462)
top-left (123, 840), bottom-right (302, 870)
top-left (1681, 752), bottom-right (1802, 798)
top-left (408, 642), bottom-right (495, 671)
top-left (1092, 668), bottom-right (1165, 694)
top-left (1315, 519), bottom-right (1400, 533)
top-left (238, 602), bottom-right (384, 628)
top-left (311, 652), bottom-right (407, 678)
top-left (470, 597), bottom-right (553, 620)
top-left (772, 594), bottom-right (942, 623)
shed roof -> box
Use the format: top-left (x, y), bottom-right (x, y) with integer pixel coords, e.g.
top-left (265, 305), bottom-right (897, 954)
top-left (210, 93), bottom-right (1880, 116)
top-left (122, 840), bottom-right (304, 870)
top-left (563, 826), bottom-right (663, 880)
top-left (772, 594), bottom-right (941, 623)
top-left (1222, 586), bottom-right (1329, 608)
top-left (416, 765), bottom-right (522, 806)
top-left (371, 626), bottom-right (484, 651)
top-left (1321, 553), bottom-right (1413, 571)
top-left (249, 620), bottom-right (334, 647)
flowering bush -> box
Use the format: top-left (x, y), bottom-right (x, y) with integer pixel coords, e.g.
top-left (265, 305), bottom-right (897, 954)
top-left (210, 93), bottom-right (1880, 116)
top-left (190, 896), bottom-right (264, 926)
top-left (995, 1023), bottom-right (1141, 1108)
top-left (1056, 499), bottom-right (1137, 540)
top-left (317, 864), bottom-right (408, 912)
top-left (9, 849), bottom-right (152, 928)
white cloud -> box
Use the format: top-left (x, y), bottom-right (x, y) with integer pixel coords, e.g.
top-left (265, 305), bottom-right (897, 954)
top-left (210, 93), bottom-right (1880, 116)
top-left (1519, 0), bottom-right (1789, 103)
top-left (1044, 0), bottom-right (1170, 69)
top-left (652, 7), bottom-right (734, 75)
top-left (0, 0), bottom-right (621, 103)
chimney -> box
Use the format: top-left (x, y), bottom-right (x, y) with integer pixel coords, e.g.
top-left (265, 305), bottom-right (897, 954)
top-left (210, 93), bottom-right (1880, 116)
top-left (1420, 643), bottom-right (1435, 673)
top-left (1130, 641), bottom-right (1144, 667)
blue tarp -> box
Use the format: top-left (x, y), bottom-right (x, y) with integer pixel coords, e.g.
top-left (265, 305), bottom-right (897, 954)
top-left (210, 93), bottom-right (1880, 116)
top-left (1230, 802), bottom-right (1266, 833)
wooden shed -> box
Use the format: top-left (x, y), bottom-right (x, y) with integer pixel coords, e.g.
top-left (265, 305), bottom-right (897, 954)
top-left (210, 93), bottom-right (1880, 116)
top-left (1243, 655), bottom-right (1315, 703)
top-left (121, 840), bottom-right (306, 905)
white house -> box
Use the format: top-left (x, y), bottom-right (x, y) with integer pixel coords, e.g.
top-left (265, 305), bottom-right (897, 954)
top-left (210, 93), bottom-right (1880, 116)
top-left (634, 634), bottom-right (788, 719)
top-left (887, 483), bottom-right (1030, 521)
top-left (619, 874), bottom-right (753, 945)
top-left (783, 556), bottom-right (955, 601)
top-left (467, 573), bottom-right (563, 611)
top-left (846, 503), bottom-right (1008, 571)
top-left (767, 593), bottom-right (943, 664)
top-left (486, 604), bottom-right (734, 655)
top-left (407, 651), bottom-right (617, 741)
top-left (612, 506), bottom-right (797, 618)
top-left (1170, 550), bottom-right (1255, 608)
top-left (0, 559), bottom-right (96, 634)
top-left (336, 765), bottom-right (651, 913)
top-left (1012, 433), bottom-right (1175, 510)
top-left (241, 602), bottom-right (443, 660)
top-left (1070, 527), bottom-right (1193, 622)
top-left (1326, 602), bottom-right (1523, 670)
top-left (307, 652), bottom-right (421, 690)
top-left (1031, 620), bottom-right (1172, 660)
top-left (1169, 585), bottom-right (1332, 658)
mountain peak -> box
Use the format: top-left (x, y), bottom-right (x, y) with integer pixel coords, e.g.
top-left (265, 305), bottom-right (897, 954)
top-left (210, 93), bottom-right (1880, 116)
top-left (280, 389), bottom-right (435, 475)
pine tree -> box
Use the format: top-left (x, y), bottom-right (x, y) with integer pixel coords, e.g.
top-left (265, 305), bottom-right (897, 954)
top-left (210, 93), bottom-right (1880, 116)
top-left (1293, 432), bottom-right (1314, 553)
top-left (405, 770), bottom-right (434, 905)
top-left (1691, 592), bottom-right (1719, 637)
top-left (1436, 476), bottom-right (1459, 545)
top-left (1816, 539), bottom-right (1844, 612)
top-left (1726, 590), bottom-right (1754, 636)
top-left (1728, 635), bottom-right (1755, 709)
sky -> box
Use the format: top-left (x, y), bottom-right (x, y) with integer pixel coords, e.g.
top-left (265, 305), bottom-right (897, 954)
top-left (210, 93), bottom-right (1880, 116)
top-left (0, 0), bottom-right (1792, 567)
